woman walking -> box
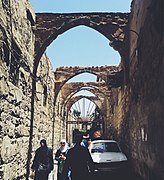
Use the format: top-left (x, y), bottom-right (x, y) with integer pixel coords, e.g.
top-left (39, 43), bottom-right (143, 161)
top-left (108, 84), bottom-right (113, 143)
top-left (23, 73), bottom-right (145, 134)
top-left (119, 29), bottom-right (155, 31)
top-left (55, 140), bottom-right (69, 180)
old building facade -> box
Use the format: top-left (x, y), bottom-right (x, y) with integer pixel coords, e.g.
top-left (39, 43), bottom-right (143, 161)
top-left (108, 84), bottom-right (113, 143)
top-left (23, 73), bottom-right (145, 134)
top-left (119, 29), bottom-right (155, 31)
top-left (0, 0), bottom-right (163, 179)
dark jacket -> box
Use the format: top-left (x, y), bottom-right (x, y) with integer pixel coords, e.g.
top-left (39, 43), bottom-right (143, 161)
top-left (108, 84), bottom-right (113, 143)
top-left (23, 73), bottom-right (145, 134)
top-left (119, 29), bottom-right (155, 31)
top-left (55, 149), bottom-right (68, 173)
top-left (31, 146), bottom-right (54, 172)
top-left (63, 144), bottom-right (94, 180)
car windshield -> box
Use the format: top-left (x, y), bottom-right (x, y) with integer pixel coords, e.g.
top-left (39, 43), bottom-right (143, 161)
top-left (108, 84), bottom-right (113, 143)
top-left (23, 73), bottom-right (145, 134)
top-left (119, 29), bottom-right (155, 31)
top-left (91, 142), bottom-right (121, 153)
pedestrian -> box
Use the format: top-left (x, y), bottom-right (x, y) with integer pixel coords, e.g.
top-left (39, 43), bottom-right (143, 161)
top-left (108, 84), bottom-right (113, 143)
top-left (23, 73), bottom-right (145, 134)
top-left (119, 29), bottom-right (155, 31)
top-left (55, 139), bottom-right (69, 180)
top-left (81, 132), bottom-right (91, 148)
top-left (63, 134), bottom-right (94, 180)
top-left (92, 129), bottom-right (102, 140)
top-left (31, 139), bottom-right (54, 180)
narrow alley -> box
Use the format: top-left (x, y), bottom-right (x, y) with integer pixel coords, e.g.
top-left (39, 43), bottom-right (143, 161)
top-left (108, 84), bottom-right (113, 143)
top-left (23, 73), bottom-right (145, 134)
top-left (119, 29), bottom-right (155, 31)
top-left (0, 0), bottom-right (163, 180)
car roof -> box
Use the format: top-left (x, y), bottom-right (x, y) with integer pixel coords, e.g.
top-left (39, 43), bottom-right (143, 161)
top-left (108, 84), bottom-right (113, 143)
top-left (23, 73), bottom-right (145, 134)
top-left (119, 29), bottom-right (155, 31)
top-left (91, 139), bottom-right (117, 143)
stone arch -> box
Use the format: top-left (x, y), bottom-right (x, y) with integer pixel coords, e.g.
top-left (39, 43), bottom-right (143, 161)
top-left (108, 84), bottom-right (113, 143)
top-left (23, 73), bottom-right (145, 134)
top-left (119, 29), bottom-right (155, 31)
top-left (59, 82), bottom-right (111, 126)
top-left (54, 66), bottom-right (118, 100)
top-left (63, 87), bottom-right (105, 111)
top-left (65, 96), bottom-right (104, 124)
top-left (55, 65), bottom-right (117, 82)
top-left (66, 95), bottom-right (101, 113)
top-left (58, 81), bottom-right (110, 109)
top-left (62, 86), bottom-right (107, 108)
top-left (66, 95), bottom-right (105, 129)
top-left (34, 12), bottom-right (129, 72)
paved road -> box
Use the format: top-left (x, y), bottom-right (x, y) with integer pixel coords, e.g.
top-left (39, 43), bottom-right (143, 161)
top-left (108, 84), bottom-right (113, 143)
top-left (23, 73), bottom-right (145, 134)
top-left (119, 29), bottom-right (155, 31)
top-left (49, 166), bottom-right (142, 180)
top-left (92, 171), bottom-right (142, 180)
top-left (48, 160), bottom-right (142, 180)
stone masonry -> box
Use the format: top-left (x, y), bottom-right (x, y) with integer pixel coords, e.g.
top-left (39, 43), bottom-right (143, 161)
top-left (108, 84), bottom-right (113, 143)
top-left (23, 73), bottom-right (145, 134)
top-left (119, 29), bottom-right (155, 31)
top-left (0, 0), bottom-right (35, 179)
top-left (0, 1), bottom-right (58, 179)
top-left (111, 0), bottom-right (164, 179)
top-left (0, 0), bottom-right (163, 180)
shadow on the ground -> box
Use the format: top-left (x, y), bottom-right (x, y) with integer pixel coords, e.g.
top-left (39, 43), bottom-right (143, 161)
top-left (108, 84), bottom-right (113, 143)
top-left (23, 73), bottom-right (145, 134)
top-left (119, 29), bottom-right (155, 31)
top-left (91, 170), bottom-right (143, 180)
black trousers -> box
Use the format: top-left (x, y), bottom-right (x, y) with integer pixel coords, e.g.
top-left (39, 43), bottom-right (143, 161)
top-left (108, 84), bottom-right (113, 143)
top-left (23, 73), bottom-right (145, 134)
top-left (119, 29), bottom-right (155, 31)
top-left (57, 172), bottom-right (70, 180)
top-left (34, 170), bottom-right (49, 180)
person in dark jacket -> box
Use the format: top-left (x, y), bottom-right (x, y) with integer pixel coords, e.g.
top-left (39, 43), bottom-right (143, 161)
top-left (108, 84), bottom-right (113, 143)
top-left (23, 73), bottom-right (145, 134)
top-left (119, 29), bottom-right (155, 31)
top-left (55, 139), bottom-right (69, 180)
top-left (63, 134), bottom-right (94, 180)
top-left (31, 139), bottom-right (54, 180)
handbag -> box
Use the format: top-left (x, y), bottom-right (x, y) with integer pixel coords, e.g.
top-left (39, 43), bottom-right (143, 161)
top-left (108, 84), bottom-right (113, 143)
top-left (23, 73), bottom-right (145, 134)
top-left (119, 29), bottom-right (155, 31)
top-left (38, 162), bottom-right (50, 171)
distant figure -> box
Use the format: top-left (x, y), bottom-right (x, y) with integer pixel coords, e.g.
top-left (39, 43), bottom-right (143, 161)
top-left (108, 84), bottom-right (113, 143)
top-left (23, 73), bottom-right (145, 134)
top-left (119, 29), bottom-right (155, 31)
top-left (31, 139), bottom-right (54, 180)
top-left (63, 134), bottom-right (94, 180)
top-left (93, 129), bottom-right (102, 140)
top-left (81, 132), bottom-right (91, 148)
top-left (55, 140), bottom-right (69, 180)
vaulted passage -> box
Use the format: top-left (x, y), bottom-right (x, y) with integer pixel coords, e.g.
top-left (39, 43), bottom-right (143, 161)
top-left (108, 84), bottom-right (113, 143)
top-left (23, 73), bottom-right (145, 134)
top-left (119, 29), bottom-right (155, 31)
top-left (0, 0), bottom-right (163, 180)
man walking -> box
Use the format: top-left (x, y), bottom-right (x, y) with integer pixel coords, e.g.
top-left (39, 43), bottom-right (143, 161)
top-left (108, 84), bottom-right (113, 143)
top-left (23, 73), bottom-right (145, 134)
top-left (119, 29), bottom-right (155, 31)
top-left (63, 134), bottom-right (94, 180)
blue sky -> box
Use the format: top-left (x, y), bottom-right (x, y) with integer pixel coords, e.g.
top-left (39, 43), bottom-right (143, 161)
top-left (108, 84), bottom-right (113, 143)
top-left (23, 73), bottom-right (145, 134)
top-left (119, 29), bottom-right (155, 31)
top-left (30, 0), bottom-right (131, 13)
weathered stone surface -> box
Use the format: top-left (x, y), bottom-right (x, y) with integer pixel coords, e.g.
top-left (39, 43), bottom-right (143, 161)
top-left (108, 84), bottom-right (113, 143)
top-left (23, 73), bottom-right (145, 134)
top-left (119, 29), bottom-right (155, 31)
top-left (0, 0), bottom-right (163, 179)
top-left (54, 65), bottom-right (120, 99)
top-left (0, 1), bottom-right (56, 179)
top-left (111, 0), bottom-right (164, 179)
top-left (35, 13), bottom-right (129, 63)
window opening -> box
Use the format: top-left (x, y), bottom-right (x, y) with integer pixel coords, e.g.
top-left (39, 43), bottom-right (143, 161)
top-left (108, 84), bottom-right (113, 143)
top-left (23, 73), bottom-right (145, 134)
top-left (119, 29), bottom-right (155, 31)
top-left (9, 39), bottom-right (21, 86)
top-left (0, 41), bottom-right (10, 66)
top-left (43, 85), bottom-right (48, 106)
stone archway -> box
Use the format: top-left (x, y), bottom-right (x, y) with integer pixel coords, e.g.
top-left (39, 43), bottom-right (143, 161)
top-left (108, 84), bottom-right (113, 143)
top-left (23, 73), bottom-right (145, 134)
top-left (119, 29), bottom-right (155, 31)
top-left (54, 65), bottom-right (119, 100)
top-left (60, 82), bottom-right (110, 106)
top-left (56, 79), bottom-right (113, 139)
top-left (64, 94), bottom-right (104, 141)
top-left (66, 95), bottom-right (101, 112)
top-left (58, 82), bottom-right (108, 117)
top-left (58, 81), bottom-right (112, 121)
top-left (34, 12), bottom-right (129, 72)
top-left (62, 87), bottom-right (105, 110)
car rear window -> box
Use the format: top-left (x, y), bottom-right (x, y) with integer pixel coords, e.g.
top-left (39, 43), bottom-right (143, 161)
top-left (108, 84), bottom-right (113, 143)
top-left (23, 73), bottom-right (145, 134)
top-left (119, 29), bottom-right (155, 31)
top-left (91, 142), bottom-right (121, 153)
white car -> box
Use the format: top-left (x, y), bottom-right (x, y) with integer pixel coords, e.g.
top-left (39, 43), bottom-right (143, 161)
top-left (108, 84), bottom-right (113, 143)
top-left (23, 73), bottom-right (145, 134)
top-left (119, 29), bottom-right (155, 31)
top-left (88, 140), bottom-right (128, 172)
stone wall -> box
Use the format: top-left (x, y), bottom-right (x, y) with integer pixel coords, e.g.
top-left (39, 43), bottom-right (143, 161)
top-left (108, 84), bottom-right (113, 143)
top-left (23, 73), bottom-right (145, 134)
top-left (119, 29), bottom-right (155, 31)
top-left (27, 54), bottom-right (59, 179)
top-left (0, 1), bottom-right (57, 179)
top-left (0, 0), bottom-right (163, 179)
top-left (0, 0), bottom-right (35, 179)
top-left (31, 53), bottom-right (56, 156)
top-left (128, 0), bottom-right (164, 179)
top-left (112, 0), bottom-right (164, 179)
